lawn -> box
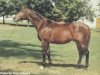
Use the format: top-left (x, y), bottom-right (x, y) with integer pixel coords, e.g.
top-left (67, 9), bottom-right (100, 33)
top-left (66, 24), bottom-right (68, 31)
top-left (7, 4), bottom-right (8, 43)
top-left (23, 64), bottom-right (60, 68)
top-left (0, 24), bottom-right (100, 75)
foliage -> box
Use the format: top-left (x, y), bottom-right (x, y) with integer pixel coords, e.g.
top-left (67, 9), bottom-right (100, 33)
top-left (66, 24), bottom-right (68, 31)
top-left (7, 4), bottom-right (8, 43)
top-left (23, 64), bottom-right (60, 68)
top-left (0, 0), bottom-right (24, 23)
top-left (97, 1), bottom-right (100, 16)
top-left (0, 0), bottom-right (96, 22)
top-left (0, 0), bottom-right (15, 16)
top-left (54, 0), bottom-right (95, 22)
top-left (24, 0), bottom-right (95, 22)
top-left (0, 0), bottom-right (15, 23)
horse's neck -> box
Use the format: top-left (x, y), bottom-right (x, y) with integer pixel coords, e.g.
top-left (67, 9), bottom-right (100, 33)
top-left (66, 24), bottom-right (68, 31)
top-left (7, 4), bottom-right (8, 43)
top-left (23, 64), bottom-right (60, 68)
top-left (28, 12), bottom-right (47, 31)
top-left (29, 17), bottom-right (41, 30)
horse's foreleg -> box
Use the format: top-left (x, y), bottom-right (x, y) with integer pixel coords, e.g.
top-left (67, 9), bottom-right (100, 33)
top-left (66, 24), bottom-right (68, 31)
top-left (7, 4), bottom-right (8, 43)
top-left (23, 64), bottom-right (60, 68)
top-left (42, 41), bottom-right (48, 67)
top-left (42, 51), bottom-right (46, 66)
top-left (47, 46), bottom-right (52, 65)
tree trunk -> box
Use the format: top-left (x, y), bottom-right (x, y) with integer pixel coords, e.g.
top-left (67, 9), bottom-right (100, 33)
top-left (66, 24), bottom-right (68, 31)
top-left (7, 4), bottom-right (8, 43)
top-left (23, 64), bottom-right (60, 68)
top-left (3, 15), bottom-right (5, 24)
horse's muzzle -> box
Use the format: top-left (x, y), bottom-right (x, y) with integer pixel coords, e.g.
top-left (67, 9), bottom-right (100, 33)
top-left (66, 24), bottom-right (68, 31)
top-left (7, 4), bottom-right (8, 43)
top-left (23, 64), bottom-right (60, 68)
top-left (13, 17), bottom-right (18, 22)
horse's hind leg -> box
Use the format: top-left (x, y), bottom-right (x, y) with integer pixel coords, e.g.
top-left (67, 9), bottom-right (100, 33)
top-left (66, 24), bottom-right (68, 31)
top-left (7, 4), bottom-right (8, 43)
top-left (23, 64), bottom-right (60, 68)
top-left (75, 41), bottom-right (83, 68)
top-left (80, 44), bottom-right (89, 68)
top-left (85, 49), bottom-right (89, 68)
top-left (77, 52), bottom-right (83, 68)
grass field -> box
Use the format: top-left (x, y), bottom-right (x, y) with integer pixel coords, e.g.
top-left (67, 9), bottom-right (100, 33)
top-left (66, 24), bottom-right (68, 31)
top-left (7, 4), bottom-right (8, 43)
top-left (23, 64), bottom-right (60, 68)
top-left (0, 24), bottom-right (100, 75)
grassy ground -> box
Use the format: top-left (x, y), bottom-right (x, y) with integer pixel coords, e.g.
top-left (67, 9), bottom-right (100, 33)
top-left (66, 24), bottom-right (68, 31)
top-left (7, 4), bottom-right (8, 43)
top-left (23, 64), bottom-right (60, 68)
top-left (0, 24), bottom-right (100, 75)
top-left (0, 20), bottom-right (32, 27)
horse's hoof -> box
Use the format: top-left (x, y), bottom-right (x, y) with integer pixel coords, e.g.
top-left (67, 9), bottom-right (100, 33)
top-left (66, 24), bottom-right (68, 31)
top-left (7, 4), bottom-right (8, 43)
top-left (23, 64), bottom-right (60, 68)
top-left (49, 62), bottom-right (52, 65)
top-left (48, 63), bottom-right (52, 67)
top-left (84, 65), bottom-right (89, 70)
top-left (42, 63), bottom-right (46, 68)
top-left (76, 64), bottom-right (82, 69)
top-left (83, 67), bottom-right (88, 70)
top-left (85, 64), bottom-right (89, 68)
top-left (77, 66), bottom-right (81, 69)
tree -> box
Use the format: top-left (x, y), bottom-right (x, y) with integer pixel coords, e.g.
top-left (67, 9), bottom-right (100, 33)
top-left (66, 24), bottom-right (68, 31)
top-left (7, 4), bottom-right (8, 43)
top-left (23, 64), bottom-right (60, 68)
top-left (24, 0), bottom-right (62, 21)
top-left (0, 0), bottom-right (95, 23)
top-left (27, 0), bottom-right (95, 22)
top-left (0, 0), bottom-right (15, 24)
top-left (53, 0), bottom-right (95, 22)
top-left (97, 1), bottom-right (100, 16)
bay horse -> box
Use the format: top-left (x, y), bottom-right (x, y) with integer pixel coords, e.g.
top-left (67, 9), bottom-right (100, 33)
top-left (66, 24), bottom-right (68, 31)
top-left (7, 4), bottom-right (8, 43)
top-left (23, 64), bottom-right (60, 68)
top-left (13, 8), bottom-right (90, 68)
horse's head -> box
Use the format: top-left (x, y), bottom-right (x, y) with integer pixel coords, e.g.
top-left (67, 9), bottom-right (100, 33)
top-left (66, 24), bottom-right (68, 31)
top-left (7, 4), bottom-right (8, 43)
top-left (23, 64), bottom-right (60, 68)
top-left (13, 6), bottom-right (45, 23)
top-left (13, 8), bottom-right (29, 22)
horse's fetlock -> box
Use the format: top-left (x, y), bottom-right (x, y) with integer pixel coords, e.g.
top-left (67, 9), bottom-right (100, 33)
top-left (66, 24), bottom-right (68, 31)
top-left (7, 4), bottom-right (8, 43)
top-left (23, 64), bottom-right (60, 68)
top-left (47, 50), bottom-right (50, 54)
top-left (84, 50), bottom-right (89, 55)
top-left (42, 51), bottom-right (46, 55)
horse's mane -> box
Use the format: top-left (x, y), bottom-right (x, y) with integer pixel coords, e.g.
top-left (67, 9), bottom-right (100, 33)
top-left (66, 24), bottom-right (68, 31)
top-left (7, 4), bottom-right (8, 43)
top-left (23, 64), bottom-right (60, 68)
top-left (30, 9), bottom-right (46, 20)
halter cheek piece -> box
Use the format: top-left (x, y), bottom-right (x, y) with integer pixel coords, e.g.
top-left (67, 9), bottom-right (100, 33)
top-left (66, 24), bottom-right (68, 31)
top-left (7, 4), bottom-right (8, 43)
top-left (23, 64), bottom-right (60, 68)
top-left (19, 10), bottom-right (28, 21)
top-left (19, 16), bottom-right (23, 22)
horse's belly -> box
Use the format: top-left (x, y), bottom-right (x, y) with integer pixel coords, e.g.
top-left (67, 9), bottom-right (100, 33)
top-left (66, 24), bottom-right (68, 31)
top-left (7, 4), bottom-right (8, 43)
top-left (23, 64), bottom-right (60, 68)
top-left (49, 31), bottom-right (73, 44)
top-left (50, 39), bottom-right (72, 44)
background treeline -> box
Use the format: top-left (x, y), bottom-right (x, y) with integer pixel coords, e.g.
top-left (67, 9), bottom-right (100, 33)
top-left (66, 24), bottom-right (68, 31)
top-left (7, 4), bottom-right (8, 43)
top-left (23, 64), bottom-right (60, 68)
top-left (0, 0), bottom-right (97, 24)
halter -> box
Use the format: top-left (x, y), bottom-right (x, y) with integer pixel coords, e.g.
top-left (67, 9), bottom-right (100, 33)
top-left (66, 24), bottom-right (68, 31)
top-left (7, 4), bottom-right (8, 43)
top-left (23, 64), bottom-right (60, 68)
top-left (6, 23), bottom-right (18, 40)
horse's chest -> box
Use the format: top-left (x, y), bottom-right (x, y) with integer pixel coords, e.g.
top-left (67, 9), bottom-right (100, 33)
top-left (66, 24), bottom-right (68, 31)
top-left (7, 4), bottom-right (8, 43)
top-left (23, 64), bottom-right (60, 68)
top-left (39, 27), bottom-right (51, 41)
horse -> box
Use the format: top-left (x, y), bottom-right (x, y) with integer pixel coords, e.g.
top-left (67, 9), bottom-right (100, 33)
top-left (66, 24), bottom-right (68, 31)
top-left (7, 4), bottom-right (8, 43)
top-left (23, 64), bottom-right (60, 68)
top-left (13, 8), bottom-right (90, 68)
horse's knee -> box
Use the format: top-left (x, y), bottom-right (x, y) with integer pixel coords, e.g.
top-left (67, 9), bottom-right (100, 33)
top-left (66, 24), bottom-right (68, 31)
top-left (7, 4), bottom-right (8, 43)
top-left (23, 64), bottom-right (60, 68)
top-left (81, 45), bottom-right (89, 55)
top-left (85, 50), bottom-right (89, 55)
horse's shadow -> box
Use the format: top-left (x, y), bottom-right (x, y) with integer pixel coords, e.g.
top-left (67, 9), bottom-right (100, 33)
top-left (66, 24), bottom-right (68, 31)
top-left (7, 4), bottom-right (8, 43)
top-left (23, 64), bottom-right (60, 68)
top-left (0, 40), bottom-right (87, 69)
top-left (50, 63), bottom-right (87, 69)
top-left (19, 61), bottom-right (86, 69)
top-left (0, 40), bottom-right (42, 59)
top-left (51, 63), bottom-right (77, 68)
top-left (0, 40), bottom-right (58, 59)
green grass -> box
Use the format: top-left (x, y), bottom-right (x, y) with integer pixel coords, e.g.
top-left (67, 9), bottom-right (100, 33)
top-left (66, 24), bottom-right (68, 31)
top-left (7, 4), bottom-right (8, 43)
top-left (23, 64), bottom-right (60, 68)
top-left (0, 20), bottom-right (32, 27)
top-left (0, 24), bottom-right (100, 75)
